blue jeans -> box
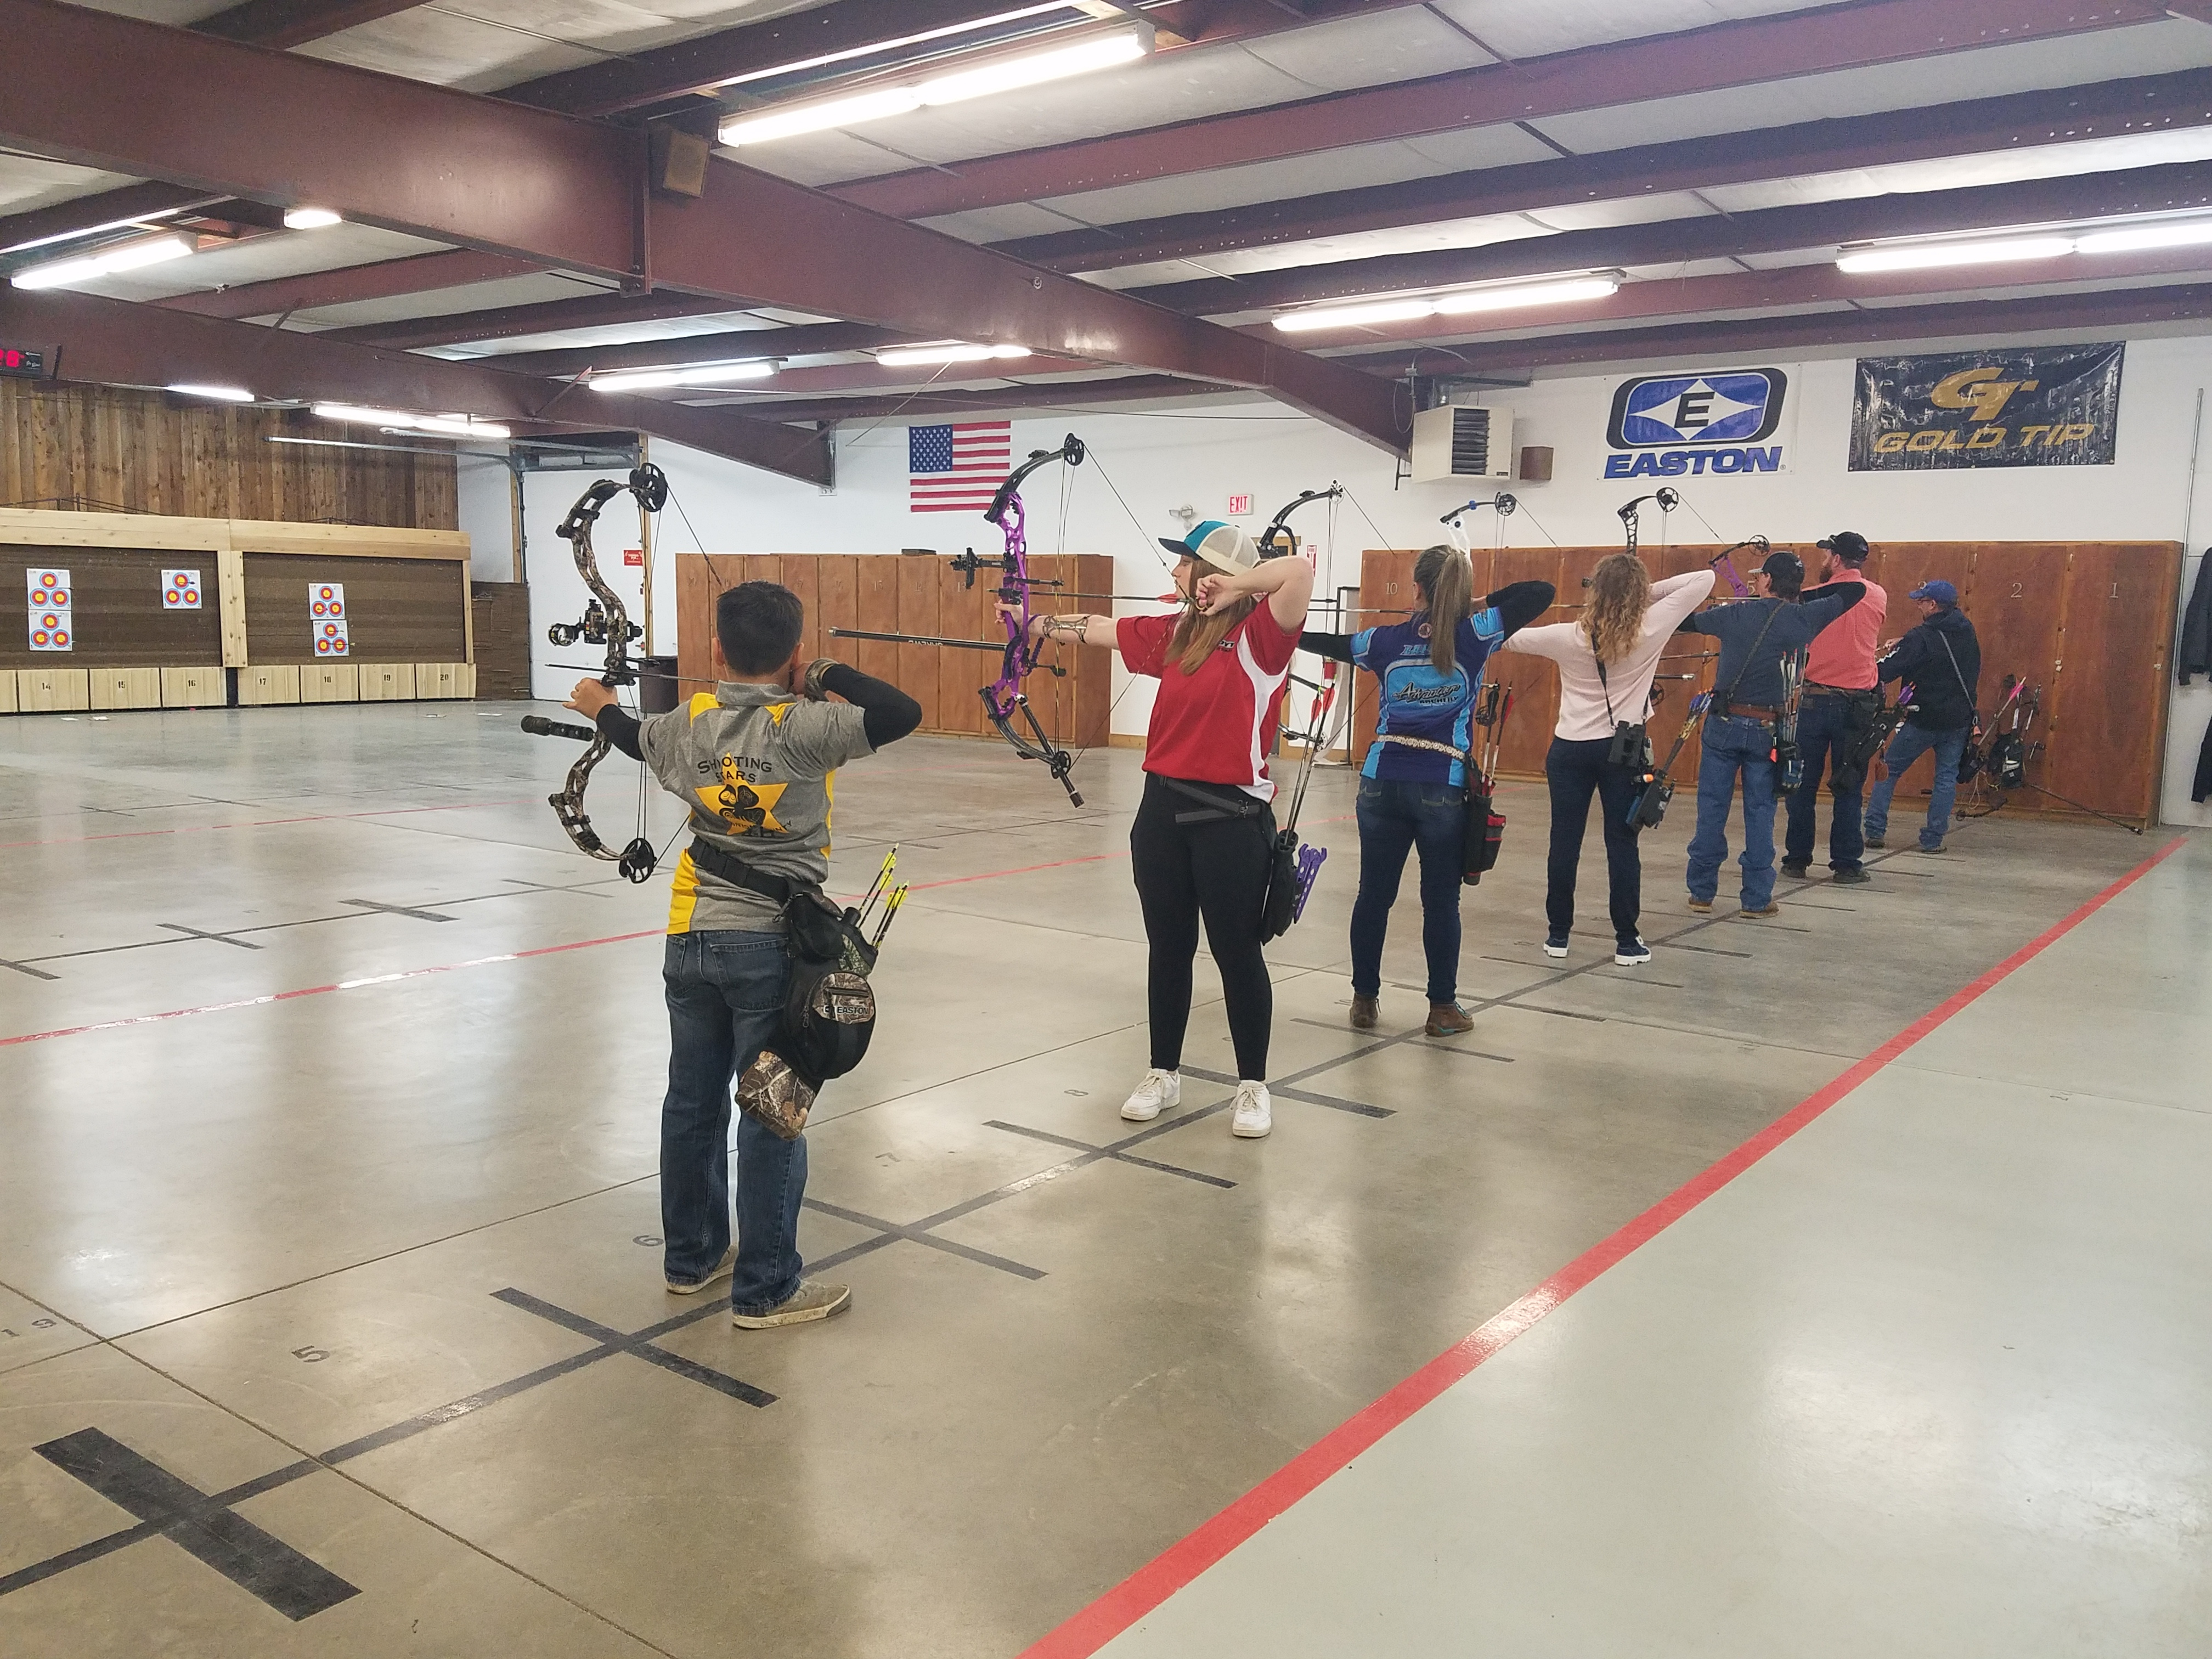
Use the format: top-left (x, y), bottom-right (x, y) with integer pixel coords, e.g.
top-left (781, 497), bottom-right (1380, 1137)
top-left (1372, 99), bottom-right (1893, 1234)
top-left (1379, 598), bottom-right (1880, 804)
top-left (1864, 723), bottom-right (1969, 850)
top-left (1686, 715), bottom-right (1779, 909)
top-left (1783, 691), bottom-right (1872, 872)
top-left (1351, 777), bottom-right (1466, 1005)
top-left (662, 929), bottom-right (806, 1316)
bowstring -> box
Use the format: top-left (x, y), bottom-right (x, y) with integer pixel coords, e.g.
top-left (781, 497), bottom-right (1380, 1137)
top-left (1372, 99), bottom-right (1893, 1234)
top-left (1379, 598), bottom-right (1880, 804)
top-left (1063, 447), bottom-right (1191, 785)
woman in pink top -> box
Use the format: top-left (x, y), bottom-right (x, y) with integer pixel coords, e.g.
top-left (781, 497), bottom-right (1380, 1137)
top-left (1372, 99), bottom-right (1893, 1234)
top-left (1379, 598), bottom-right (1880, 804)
top-left (1498, 559), bottom-right (1714, 964)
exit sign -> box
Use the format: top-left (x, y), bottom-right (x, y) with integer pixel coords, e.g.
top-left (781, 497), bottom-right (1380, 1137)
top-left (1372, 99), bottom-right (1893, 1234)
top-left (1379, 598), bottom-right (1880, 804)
top-left (0, 343), bottom-right (54, 379)
top-left (1226, 493), bottom-right (1254, 516)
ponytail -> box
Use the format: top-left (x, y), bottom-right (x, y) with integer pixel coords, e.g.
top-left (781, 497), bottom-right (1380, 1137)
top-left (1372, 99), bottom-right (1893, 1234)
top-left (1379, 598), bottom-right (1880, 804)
top-left (1412, 544), bottom-right (1474, 674)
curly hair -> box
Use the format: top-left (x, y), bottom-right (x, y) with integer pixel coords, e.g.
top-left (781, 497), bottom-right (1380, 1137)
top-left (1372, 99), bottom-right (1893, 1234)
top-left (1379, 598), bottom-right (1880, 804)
top-left (1583, 554), bottom-right (1652, 665)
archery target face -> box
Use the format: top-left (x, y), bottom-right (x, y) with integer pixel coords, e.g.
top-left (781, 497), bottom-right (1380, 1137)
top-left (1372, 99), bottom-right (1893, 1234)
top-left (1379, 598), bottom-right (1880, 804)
top-left (309, 582), bottom-right (346, 619)
top-left (161, 569), bottom-right (202, 610)
top-left (314, 619), bottom-right (350, 657)
top-left (27, 567), bottom-right (72, 651)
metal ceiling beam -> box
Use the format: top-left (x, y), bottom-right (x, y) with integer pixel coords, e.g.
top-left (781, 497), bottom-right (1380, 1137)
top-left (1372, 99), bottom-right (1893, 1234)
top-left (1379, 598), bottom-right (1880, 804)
top-left (317, 290), bottom-right (743, 350)
top-left (486, 321), bottom-right (913, 379)
top-left (156, 249), bottom-right (541, 321)
top-left (1005, 69), bottom-right (2212, 275)
top-left (0, 0), bottom-right (1406, 452)
top-left (833, 0), bottom-right (2188, 221)
top-left (0, 285), bottom-right (833, 485)
top-left (191, 0), bottom-right (427, 49)
top-left (0, 180), bottom-right (229, 255)
top-left (1328, 284), bottom-right (2212, 377)
top-left (716, 374), bottom-right (1241, 424)
top-left (1139, 159), bottom-right (2212, 317)
top-left (1271, 245), bottom-right (2212, 352)
top-left (504, 0), bottom-right (1424, 120)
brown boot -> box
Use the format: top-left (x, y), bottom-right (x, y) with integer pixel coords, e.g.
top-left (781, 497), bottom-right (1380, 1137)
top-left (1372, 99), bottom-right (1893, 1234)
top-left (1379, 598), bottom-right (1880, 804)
top-left (1425, 1002), bottom-right (1474, 1036)
top-left (1349, 995), bottom-right (1379, 1030)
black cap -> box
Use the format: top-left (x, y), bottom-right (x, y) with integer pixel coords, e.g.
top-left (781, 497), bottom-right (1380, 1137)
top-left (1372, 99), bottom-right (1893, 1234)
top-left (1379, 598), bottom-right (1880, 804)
top-left (1816, 531), bottom-right (1870, 563)
top-left (1760, 548), bottom-right (1804, 586)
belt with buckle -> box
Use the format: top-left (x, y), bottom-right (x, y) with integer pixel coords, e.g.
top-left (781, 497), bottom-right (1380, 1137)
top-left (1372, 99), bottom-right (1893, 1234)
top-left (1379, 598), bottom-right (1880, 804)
top-left (1714, 703), bottom-right (1781, 721)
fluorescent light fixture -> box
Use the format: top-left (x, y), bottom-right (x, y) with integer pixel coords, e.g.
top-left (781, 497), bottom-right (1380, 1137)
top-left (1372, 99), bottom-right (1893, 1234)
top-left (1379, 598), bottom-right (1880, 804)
top-left (2073, 219), bottom-right (2212, 255)
top-left (874, 342), bottom-right (1034, 366)
top-left (312, 403), bottom-right (511, 441)
top-left (712, 3), bottom-right (1068, 91)
top-left (283, 207), bottom-right (343, 230)
top-left (1272, 274), bottom-right (1622, 334)
top-left (719, 22), bottom-right (1149, 145)
top-left (1836, 235), bottom-right (2074, 274)
top-left (168, 383), bottom-right (255, 402)
top-left (589, 360), bottom-right (781, 393)
top-left (10, 233), bottom-right (195, 289)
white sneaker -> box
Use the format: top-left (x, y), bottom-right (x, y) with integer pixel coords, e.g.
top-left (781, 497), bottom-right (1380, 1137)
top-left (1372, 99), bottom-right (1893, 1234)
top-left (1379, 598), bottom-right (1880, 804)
top-left (1121, 1068), bottom-right (1181, 1122)
top-left (1231, 1080), bottom-right (1272, 1139)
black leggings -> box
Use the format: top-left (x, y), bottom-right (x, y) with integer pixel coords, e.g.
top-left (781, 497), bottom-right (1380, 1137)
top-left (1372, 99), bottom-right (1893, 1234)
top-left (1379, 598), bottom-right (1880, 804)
top-left (1544, 736), bottom-right (1643, 945)
top-left (1130, 774), bottom-right (1275, 1080)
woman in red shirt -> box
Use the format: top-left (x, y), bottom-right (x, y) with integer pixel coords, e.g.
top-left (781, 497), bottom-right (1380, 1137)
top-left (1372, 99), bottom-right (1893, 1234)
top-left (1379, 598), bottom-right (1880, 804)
top-left (1011, 521), bottom-right (1311, 1139)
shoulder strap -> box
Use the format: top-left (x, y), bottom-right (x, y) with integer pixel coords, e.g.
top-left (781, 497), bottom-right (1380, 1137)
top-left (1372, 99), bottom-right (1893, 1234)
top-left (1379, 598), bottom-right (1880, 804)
top-left (1723, 601), bottom-right (1785, 701)
top-left (1936, 629), bottom-right (1974, 710)
top-left (1592, 644), bottom-right (1618, 725)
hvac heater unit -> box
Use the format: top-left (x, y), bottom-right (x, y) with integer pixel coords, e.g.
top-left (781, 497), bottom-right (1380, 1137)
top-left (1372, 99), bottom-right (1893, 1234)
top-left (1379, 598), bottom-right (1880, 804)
top-left (1410, 405), bottom-right (1514, 482)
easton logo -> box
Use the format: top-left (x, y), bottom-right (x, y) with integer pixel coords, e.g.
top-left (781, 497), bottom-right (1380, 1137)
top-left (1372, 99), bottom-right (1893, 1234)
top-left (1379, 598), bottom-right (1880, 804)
top-left (1604, 368), bottom-right (1789, 479)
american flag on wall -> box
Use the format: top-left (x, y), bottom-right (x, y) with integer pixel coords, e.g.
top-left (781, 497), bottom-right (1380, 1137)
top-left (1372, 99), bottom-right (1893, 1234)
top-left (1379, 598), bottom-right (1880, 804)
top-left (909, 421), bottom-right (1012, 513)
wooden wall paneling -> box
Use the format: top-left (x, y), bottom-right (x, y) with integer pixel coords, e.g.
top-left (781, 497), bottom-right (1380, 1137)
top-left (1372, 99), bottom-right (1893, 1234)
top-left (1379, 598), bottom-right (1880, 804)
top-left (470, 581), bottom-right (532, 699)
top-left (935, 552), bottom-right (990, 738)
top-left (0, 670), bottom-right (15, 713)
top-left (240, 664), bottom-right (302, 705)
top-left (241, 553), bottom-right (466, 665)
top-left (1487, 545), bottom-right (1567, 779)
top-left (777, 556), bottom-right (821, 665)
top-left (19, 666), bottom-right (89, 711)
top-left (88, 666), bottom-right (162, 709)
top-left (301, 662), bottom-right (359, 703)
top-left (854, 558), bottom-right (900, 690)
top-left (674, 555), bottom-right (718, 692)
top-left (740, 554), bottom-right (780, 592)
top-left (1962, 544), bottom-right (2068, 698)
top-left (1350, 549), bottom-right (1419, 765)
top-left (217, 545), bottom-right (247, 668)
top-left (0, 545), bottom-right (224, 670)
top-left (895, 555), bottom-right (941, 731)
top-left (1070, 554), bottom-right (1113, 749)
top-left (414, 663), bottom-right (464, 700)
top-left (816, 556), bottom-right (857, 661)
top-left (2044, 543), bottom-right (2180, 822)
top-left (359, 662), bottom-right (417, 701)
top-left (159, 665), bottom-right (222, 707)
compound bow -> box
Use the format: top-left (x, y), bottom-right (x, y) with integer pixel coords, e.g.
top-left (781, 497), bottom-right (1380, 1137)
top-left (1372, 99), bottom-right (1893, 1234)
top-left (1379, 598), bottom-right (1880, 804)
top-left (518, 463), bottom-right (670, 882)
top-left (1440, 492), bottom-right (1515, 553)
top-left (1256, 483), bottom-right (1344, 560)
top-left (1615, 487), bottom-right (1679, 558)
top-left (829, 433), bottom-right (1091, 805)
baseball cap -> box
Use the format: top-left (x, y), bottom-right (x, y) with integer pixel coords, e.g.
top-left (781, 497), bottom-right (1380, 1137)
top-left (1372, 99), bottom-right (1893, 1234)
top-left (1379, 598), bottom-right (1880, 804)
top-left (1759, 548), bottom-right (1804, 586)
top-left (1158, 520), bottom-right (1261, 573)
top-left (1816, 531), bottom-right (1870, 562)
top-left (1911, 579), bottom-right (1960, 606)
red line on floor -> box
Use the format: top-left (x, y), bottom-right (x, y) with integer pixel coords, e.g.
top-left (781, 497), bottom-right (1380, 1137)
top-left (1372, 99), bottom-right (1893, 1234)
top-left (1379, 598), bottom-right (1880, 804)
top-left (0, 798), bottom-right (534, 849)
top-left (1019, 833), bottom-right (2191, 1659)
top-left (0, 929), bottom-right (666, 1047)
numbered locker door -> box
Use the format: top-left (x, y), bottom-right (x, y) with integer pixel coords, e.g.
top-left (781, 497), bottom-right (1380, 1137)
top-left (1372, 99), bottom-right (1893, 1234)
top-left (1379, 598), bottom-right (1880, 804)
top-left (2046, 544), bottom-right (2179, 823)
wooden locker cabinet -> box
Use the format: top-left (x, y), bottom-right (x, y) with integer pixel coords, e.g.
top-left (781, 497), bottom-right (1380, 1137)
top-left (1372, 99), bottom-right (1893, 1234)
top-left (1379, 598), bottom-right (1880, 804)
top-left (0, 670), bottom-right (16, 714)
top-left (359, 662), bottom-right (416, 701)
top-left (240, 664), bottom-right (302, 705)
top-left (412, 662), bottom-right (472, 700)
top-left (301, 662), bottom-right (359, 703)
top-left (89, 667), bottom-right (163, 710)
top-left (18, 667), bottom-right (90, 712)
top-left (161, 666), bottom-right (224, 708)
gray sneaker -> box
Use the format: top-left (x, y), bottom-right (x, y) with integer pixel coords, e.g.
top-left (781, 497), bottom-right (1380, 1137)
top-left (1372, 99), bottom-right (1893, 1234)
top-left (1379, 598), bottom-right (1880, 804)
top-left (732, 1279), bottom-right (851, 1329)
top-left (1832, 867), bottom-right (1871, 885)
top-left (666, 1244), bottom-right (737, 1295)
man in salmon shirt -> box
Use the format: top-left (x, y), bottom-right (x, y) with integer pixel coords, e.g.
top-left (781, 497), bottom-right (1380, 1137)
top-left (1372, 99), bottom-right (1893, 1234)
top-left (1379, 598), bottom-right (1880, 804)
top-left (1782, 531), bottom-right (1887, 884)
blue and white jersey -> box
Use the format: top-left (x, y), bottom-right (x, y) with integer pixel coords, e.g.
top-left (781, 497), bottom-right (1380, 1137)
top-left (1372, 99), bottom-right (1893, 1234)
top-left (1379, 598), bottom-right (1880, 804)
top-left (1351, 607), bottom-right (1506, 787)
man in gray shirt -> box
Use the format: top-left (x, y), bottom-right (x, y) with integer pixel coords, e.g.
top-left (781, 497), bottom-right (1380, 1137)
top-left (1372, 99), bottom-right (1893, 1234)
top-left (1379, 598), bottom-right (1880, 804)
top-left (568, 580), bottom-right (921, 1329)
top-left (1675, 549), bottom-right (1864, 917)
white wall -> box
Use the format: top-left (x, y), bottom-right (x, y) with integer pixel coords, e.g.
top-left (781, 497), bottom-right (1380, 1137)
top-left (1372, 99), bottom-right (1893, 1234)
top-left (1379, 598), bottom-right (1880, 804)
top-left (455, 337), bottom-right (2212, 827)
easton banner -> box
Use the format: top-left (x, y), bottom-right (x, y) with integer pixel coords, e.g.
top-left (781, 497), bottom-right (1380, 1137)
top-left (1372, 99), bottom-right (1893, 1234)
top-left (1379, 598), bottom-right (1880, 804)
top-left (1601, 368), bottom-right (1792, 479)
top-left (1849, 343), bottom-right (2124, 471)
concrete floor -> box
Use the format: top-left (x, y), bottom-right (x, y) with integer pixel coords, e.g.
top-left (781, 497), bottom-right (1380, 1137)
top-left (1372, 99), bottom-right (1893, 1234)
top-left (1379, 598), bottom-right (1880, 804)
top-left (0, 702), bottom-right (2199, 1658)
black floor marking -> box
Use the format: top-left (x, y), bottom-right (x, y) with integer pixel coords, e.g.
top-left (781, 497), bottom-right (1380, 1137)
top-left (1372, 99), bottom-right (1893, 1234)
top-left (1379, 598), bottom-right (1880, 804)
top-left (1426, 1046), bottom-right (1516, 1064)
top-left (1672, 943), bottom-right (1752, 958)
top-left (802, 1197), bottom-right (1049, 1278)
top-left (1585, 973), bottom-right (1689, 989)
top-left (1780, 899), bottom-right (1858, 912)
top-left (0, 956), bottom-right (59, 981)
top-left (157, 922), bottom-right (261, 950)
top-left (490, 1288), bottom-right (777, 1404)
top-left (985, 1121), bottom-right (1236, 1189)
top-left (499, 878), bottom-right (609, 898)
top-left (1184, 1067), bottom-right (1394, 1119)
top-left (340, 899), bottom-right (455, 923)
top-left (1513, 1004), bottom-right (1609, 1023)
top-left (18, 1429), bottom-right (357, 1621)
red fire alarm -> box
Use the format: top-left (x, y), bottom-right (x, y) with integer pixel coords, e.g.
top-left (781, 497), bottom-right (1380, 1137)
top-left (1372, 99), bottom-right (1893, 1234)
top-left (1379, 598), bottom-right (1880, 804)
top-left (623, 548), bottom-right (644, 567)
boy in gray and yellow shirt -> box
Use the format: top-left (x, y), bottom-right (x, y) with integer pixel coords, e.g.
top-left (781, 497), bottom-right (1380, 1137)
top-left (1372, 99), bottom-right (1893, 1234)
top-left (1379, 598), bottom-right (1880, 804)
top-left (567, 581), bottom-right (920, 1329)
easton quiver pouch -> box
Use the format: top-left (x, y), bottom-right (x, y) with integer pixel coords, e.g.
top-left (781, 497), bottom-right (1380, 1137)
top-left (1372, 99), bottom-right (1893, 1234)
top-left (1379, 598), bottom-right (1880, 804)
top-left (686, 837), bottom-right (879, 1140)
top-left (1461, 682), bottom-right (1511, 884)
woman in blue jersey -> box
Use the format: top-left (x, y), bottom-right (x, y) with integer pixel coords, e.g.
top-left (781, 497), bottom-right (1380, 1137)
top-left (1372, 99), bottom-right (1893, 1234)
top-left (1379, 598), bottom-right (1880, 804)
top-left (1302, 548), bottom-right (1554, 1035)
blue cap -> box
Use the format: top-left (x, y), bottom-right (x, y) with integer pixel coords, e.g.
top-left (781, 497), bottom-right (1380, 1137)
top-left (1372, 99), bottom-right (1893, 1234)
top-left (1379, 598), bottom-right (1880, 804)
top-left (1911, 579), bottom-right (1959, 606)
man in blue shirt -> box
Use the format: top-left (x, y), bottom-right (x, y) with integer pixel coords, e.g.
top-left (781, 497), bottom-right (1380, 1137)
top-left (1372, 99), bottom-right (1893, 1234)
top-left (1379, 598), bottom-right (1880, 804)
top-left (1676, 549), bottom-right (1863, 916)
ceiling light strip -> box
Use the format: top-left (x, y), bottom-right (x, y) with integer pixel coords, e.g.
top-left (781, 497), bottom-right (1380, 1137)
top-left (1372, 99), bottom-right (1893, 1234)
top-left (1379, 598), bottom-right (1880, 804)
top-left (1272, 274), bottom-right (1623, 335)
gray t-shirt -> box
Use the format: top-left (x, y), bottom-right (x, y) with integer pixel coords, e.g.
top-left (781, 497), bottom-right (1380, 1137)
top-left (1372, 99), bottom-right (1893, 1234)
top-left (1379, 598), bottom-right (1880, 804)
top-left (639, 682), bottom-right (874, 933)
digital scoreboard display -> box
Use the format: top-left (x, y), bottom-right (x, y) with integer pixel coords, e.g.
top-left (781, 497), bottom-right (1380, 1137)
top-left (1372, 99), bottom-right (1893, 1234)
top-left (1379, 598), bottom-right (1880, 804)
top-left (1, 343), bottom-right (54, 378)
